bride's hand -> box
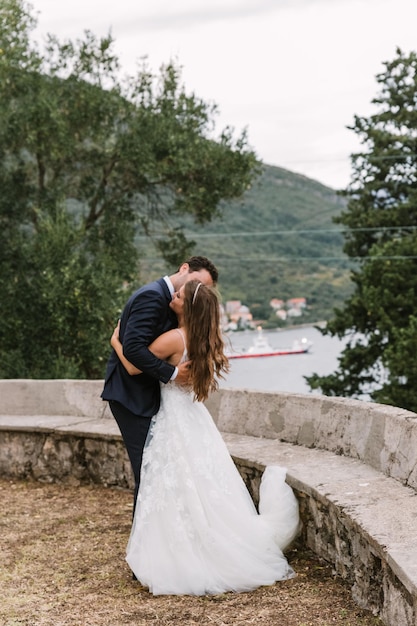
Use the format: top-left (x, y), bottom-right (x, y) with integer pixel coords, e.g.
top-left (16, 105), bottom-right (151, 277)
top-left (110, 319), bottom-right (121, 349)
top-left (175, 360), bottom-right (192, 386)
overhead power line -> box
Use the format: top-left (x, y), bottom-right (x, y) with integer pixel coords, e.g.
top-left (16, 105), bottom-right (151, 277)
top-left (137, 225), bottom-right (417, 240)
top-left (280, 153), bottom-right (417, 165)
top-left (213, 256), bottom-right (417, 262)
top-left (142, 255), bottom-right (417, 263)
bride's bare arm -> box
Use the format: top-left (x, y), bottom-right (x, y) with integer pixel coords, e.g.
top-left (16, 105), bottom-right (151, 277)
top-left (111, 322), bottom-right (184, 376)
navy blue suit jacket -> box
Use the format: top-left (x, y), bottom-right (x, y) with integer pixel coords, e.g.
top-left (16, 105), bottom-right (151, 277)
top-left (101, 278), bottom-right (177, 417)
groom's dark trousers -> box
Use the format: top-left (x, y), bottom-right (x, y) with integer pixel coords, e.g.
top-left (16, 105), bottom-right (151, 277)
top-left (102, 278), bottom-right (177, 512)
top-left (108, 401), bottom-right (152, 511)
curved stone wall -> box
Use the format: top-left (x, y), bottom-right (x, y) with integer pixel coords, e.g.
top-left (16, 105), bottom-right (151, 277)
top-left (3, 379), bottom-right (416, 492)
top-left (0, 379), bottom-right (110, 419)
top-left (205, 388), bottom-right (417, 492)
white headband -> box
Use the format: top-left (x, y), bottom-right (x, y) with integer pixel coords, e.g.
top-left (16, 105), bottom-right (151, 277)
top-left (192, 282), bottom-right (202, 305)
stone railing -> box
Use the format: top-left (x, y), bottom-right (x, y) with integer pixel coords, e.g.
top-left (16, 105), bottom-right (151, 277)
top-left (1, 379), bottom-right (417, 625)
top-left (205, 388), bottom-right (417, 491)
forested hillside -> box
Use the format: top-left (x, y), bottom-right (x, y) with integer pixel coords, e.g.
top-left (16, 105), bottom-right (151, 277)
top-left (138, 164), bottom-right (354, 324)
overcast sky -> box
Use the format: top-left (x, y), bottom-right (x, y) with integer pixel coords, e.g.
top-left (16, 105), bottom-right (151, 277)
top-left (31, 0), bottom-right (417, 190)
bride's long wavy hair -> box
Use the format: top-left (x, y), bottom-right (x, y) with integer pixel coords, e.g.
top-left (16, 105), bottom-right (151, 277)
top-left (183, 280), bottom-right (230, 402)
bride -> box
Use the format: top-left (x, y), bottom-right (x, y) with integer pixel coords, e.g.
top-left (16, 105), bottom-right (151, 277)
top-left (111, 279), bottom-right (300, 596)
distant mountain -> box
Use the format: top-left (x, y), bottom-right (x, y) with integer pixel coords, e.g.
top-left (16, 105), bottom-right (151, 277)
top-left (139, 164), bottom-right (354, 325)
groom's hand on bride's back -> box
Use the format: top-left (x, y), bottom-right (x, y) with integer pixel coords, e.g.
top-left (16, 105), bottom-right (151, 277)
top-left (175, 360), bottom-right (192, 387)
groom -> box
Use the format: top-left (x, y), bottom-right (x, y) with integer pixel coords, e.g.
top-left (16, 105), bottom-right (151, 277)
top-left (102, 256), bottom-right (218, 511)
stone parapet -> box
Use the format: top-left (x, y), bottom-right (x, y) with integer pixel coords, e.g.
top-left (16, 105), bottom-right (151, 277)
top-left (205, 388), bottom-right (417, 493)
top-left (0, 379), bottom-right (110, 419)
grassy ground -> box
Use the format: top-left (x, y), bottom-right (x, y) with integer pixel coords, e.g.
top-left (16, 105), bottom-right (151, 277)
top-left (1, 478), bottom-right (383, 626)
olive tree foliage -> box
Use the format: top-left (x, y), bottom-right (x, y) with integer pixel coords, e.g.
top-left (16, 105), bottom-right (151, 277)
top-left (306, 49), bottom-right (417, 412)
top-left (0, 0), bottom-right (258, 378)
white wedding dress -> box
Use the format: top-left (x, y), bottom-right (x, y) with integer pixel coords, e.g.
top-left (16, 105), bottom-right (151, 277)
top-left (126, 333), bottom-right (300, 596)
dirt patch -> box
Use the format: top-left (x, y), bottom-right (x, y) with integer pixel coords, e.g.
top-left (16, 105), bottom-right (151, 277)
top-left (1, 478), bottom-right (383, 626)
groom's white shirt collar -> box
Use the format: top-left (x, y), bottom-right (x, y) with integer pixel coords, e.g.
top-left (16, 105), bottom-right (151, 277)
top-left (163, 275), bottom-right (178, 381)
top-left (163, 275), bottom-right (175, 297)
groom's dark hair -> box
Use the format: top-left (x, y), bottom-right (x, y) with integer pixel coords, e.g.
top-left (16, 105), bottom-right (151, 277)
top-left (183, 256), bottom-right (218, 285)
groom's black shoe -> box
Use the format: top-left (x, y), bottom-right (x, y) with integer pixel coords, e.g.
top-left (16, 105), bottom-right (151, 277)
top-left (132, 571), bottom-right (138, 581)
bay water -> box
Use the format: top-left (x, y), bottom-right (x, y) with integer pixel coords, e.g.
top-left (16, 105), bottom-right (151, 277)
top-left (221, 325), bottom-right (348, 395)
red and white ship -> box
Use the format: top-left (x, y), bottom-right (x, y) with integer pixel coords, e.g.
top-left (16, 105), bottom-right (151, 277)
top-left (226, 327), bottom-right (312, 360)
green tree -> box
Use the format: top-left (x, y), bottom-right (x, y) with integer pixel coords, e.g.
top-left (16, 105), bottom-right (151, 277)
top-left (306, 48), bottom-right (417, 411)
top-left (0, 0), bottom-right (258, 378)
